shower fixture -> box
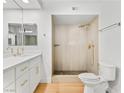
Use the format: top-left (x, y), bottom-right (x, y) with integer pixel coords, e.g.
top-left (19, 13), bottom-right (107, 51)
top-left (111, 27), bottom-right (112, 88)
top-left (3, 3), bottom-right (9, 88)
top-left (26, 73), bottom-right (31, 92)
top-left (88, 41), bottom-right (95, 65)
top-left (79, 24), bottom-right (90, 31)
top-left (79, 24), bottom-right (89, 28)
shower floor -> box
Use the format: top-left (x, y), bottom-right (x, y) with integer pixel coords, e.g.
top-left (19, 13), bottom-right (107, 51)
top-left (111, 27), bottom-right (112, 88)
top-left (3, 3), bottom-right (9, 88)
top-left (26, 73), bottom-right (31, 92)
top-left (52, 75), bottom-right (82, 83)
top-left (54, 71), bottom-right (87, 75)
top-left (52, 71), bottom-right (87, 83)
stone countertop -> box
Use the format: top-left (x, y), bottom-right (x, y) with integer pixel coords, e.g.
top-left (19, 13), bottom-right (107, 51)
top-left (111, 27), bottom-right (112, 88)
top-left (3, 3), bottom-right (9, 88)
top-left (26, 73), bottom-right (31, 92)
top-left (3, 52), bottom-right (42, 70)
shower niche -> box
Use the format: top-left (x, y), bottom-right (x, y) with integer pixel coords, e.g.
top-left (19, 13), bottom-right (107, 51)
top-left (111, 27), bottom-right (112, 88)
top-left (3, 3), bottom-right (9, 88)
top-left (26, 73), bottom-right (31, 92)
top-left (52, 15), bottom-right (99, 77)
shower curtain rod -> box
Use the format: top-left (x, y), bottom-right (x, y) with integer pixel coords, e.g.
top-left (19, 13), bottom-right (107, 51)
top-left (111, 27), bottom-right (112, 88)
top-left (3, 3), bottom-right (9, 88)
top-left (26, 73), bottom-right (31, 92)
top-left (99, 22), bottom-right (121, 32)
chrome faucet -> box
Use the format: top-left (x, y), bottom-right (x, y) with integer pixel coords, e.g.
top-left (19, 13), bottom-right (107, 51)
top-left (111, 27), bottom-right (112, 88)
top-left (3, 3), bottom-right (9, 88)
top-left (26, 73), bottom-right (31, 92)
top-left (7, 47), bottom-right (24, 56)
top-left (7, 47), bottom-right (13, 55)
top-left (16, 47), bottom-right (24, 56)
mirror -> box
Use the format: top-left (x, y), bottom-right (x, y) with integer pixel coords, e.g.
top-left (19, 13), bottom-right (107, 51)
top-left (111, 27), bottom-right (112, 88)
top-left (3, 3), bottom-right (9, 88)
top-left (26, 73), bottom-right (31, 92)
top-left (8, 23), bottom-right (38, 46)
top-left (3, 0), bottom-right (22, 47)
top-left (6, 0), bottom-right (38, 46)
top-left (8, 23), bottom-right (23, 46)
top-left (23, 24), bottom-right (37, 46)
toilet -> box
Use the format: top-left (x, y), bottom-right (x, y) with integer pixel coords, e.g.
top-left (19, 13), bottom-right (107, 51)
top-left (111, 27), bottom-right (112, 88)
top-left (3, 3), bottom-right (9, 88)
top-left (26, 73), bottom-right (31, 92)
top-left (78, 63), bottom-right (116, 93)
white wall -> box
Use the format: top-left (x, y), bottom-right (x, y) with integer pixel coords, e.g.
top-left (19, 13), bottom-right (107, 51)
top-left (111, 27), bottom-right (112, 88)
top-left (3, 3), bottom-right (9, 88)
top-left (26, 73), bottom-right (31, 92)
top-left (99, 2), bottom-right (121, 93)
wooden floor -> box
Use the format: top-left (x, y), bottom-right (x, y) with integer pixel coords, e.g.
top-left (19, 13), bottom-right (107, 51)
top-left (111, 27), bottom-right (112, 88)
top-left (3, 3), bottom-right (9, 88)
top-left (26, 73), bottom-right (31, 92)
top-left (34, 83), bottom-right (84, 93)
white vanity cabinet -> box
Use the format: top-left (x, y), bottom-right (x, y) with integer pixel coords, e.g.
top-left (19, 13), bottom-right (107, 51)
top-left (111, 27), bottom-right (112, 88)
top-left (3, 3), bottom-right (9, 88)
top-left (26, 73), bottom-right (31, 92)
top-left (3, 68), bottom-right (15, 88)
top-left (16, 71), bottom-right (30, 93)
top-left (3, 68), bottom-right (16, 93)
top-left (3, 54), bottom-right (42, 93)
top-left (4, 83), bottom-right (15, 93)
top-left (16, 62), bottom-right (30, 93)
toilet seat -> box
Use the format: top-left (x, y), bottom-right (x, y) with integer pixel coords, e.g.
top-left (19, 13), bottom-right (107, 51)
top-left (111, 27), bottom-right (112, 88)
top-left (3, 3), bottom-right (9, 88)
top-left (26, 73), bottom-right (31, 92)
top-left (79, 73), bottom-right (105, 85)
top-left (79, 73), bottom-right (100, 81)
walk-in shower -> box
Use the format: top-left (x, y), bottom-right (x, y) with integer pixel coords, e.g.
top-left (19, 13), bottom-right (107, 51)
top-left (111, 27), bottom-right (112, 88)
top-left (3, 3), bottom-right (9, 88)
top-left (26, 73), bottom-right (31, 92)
top-left (52, 15), bottom-right (99, 82)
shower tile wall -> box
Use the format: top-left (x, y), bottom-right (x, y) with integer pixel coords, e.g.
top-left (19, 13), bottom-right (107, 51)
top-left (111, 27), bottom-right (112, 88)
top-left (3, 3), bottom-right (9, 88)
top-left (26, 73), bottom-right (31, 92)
top-left (54, 24), bottom-right (88, 72)
top-left (87, 17), bottom-right (99, 74)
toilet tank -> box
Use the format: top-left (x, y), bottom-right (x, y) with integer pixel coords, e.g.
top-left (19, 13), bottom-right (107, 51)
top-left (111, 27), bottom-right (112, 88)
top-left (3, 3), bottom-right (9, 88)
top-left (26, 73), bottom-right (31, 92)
top-left (99, 63), bottom-right (116, 81)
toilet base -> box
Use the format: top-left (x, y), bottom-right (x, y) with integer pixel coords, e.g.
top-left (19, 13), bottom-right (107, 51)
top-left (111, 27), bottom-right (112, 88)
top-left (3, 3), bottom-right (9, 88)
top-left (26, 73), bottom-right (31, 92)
top-left (84, 82), bottom-right (108, 93)
top-left (84, 85), bottom-right (94, 93)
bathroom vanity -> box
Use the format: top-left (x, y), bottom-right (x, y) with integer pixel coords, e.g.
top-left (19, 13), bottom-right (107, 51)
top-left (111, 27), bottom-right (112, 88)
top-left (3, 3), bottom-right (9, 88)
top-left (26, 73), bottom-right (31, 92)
top-left (3, 53), bottom-right (42, 93)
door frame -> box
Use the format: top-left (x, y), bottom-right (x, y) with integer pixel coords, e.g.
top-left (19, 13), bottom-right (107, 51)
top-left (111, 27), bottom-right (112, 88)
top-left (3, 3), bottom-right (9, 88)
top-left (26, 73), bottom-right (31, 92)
top-left (51, 14), bottom-right (100, 82)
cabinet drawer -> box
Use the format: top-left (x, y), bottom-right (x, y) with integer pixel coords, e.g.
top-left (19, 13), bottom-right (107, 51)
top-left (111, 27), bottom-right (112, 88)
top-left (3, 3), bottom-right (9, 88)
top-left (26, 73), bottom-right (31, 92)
top-left (16, 62), bottom-right (29, 79)
top-left (3, 68), bottom-right (15, 88)
top-left (30, 56), bottom-right (41, 68)
top-left (4, 83), bottom-right (15, 93)
top-left (16, 72), bottom-right (29, 93)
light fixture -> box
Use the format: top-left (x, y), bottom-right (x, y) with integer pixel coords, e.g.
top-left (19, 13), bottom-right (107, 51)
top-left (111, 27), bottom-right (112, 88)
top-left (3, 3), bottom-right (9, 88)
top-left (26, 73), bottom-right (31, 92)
top-left (22, 0), bottom-right (29, 3)
top-left (3, 0), bottom-right (7, 4)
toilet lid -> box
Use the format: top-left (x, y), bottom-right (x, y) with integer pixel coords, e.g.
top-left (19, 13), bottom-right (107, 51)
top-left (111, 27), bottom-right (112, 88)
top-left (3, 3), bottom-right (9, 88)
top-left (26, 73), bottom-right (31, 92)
top-left (79, 73), bottom-right (100, 81)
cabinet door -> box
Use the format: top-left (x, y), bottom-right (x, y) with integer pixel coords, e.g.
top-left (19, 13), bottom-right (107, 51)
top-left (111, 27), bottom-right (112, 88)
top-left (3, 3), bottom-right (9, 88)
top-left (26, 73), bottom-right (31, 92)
top-left (16, 62), bottom-right (29, 79)
top-left (3, 68), bottom-right (15, 88)
top-left (30, 62), bottom-right (41, 93)
top-left (16, 72), bottom-right (30, 93)
top-left (4, 83), bottom-right (15, 93)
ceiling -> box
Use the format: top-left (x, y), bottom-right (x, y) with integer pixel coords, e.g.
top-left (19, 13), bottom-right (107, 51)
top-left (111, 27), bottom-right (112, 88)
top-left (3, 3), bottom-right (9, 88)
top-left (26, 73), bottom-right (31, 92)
top-left (42, 0), bottom-right (119, 2)
top-left (3, 0), bottom-right (41, 9)
top-left (41, 0), bottom-right (120, 11)
top-left (3, 0), bottom-right (120, 9)
top-left (3, 0), bottom-right (20, 9)
top-left (53, 15), bottom-right (97, 25)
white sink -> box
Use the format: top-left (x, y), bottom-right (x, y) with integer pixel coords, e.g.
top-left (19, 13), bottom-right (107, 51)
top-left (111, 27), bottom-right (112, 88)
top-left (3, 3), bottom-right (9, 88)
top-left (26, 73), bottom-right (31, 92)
top-left (3, 52), bottom-right (42, 70)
